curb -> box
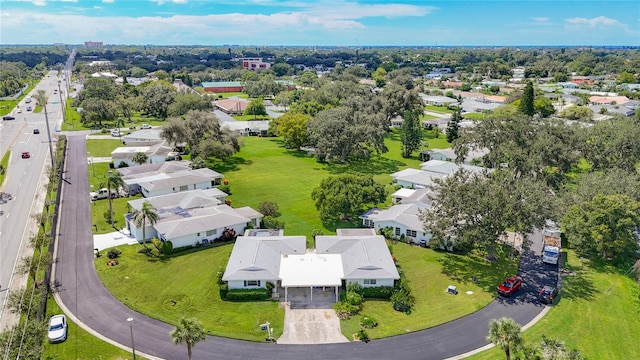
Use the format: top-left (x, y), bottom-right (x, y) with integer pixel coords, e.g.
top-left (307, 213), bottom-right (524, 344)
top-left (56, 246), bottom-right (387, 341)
top-left (50, 136), bottom-right (163, 360)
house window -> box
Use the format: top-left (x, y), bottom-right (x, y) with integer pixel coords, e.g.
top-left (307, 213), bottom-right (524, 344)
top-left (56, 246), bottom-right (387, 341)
top-left (363, 219), bottom-right (373, 228)
top-left (179, 185), bottom-right (188, 191)
top-left (407, 230), bottom-right (417, 237)
top-left (197, 233), bottom-right (200, 236)
top-left (206, 229), bottom-right (217, 236)
top-left (364, 279), bottom-right (377, 285)
top-left (244, 280), bottom-right (260, 287)
top-left (395, 227), bottom-right (401, 236)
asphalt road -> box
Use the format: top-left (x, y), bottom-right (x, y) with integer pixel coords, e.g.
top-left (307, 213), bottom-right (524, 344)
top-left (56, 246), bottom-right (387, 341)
top-left (0, 71), bottom-right (67, 321)
top-left (55, 134), bottom-right (558, 360)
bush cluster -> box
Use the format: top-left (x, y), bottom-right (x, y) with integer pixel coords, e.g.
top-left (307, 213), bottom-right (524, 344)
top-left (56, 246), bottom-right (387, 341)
top-left (360, 315), bottom-right (378, 329)
top-left (107, 249), bottom-right (122, 259)
top-left (359, 286), bottom-right (394, 299)
top-left (225, 288), bottom-right (269, 301)
top-left (391, 267), bottom-right (415, 314)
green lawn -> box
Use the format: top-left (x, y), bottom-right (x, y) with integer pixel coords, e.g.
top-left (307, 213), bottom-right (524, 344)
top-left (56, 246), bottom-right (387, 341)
top-left (232, 115), bottom-right (271, 121)
top-left (467, 250), bottom-right (640, 360)
top-left (43, 298), bottom-right (137, 360)
top-left (0, 83), bottom-right (36, 116)
top-left (86, 139), bottom-right (125, 158)
top-left (62, 109), bottom-right (165, 132)
top-left (96, 242), bottom-right (517, 343)
top-left (425, 105), bottom-right (455, 114)
top-left (0, 150), bottom-right (10, 186)
top-left (96, 243), bottom-right (285, 341)
top-left (90, 195), bottom-right (141, 234)
top-left (462, 113), bottom-right (486, 120)
top-left (217, 92), bottom-right (249, 99)
top-left (420, 113), bottom-right (438, 120)
top-left (340, 242), bottom-right (518, 339)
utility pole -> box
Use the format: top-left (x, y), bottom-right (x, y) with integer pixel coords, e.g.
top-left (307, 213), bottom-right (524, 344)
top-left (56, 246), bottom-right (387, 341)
top-left (37, 90), bottom-right (56, 170)
top-left (57, 80), bottom-right (66, 122)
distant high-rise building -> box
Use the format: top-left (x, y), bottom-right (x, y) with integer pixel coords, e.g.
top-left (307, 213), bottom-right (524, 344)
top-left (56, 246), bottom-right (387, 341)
top-left (84, 41), bottom-right (103, 48)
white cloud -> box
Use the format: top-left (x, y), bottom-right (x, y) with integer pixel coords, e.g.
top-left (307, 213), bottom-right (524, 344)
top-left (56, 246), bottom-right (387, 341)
top-left (32, 0), bottom-right (46, 6)
top-left (150, 0), bottom-right (188, 4)
top-left (565, 15), bottom-right (636, 34)
top-left (102, 0), bottom-right (114, 3)
top-left (532, 17), bottom-right (549, 23)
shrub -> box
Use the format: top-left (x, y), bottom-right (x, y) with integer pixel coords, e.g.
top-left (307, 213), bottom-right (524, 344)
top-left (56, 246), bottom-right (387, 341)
top-left (225, 288), bottom-right (269, 301)
top-left (218, 184), bottom-right (231, 195)
top-left (357, 328), bottom-right (370, 342)
top-left (161, 240), bottom-right (173, 255)
top-left (150, 238), bottom-right (163, 253)
top-left (346, 291), bottom-right (363, 306)
top-left (266, 281), bottom-right (275, 294)
top-left (360, 315), bottom-right (378, 329)
top-left (333, 301), bottom-right (362, 319)
top-left (346, 282), bottom-right (363, 295)
top-left (107, 249), bottom-right (122, 259)
top-left (219, 283), bottom-right (228, 299)
top-left (215, 228), bottom-right (237, 243)
top-left (258, 201), bottom-right (280, 217)
top-left (262, 216), bottom-right (285, 229)
top-left (118, 161), bottom-right (129, 168)
top-left (391, 288), bottom-right (415, 314)
top-left (360, 286), bottom-right (394, 299)
top-left (215, 266), bottom-right (225, 285)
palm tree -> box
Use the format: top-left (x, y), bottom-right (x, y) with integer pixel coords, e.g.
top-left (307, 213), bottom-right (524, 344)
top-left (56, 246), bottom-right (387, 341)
top-left (114, 117), bottom-right (125, 135)
top-left (132, 152), bottom-right (148, 165)
top-left (132, 201), bottom-right (159, 248)
top-left (106, 170), bottom-right (124, 227)
top-left (487, 317), bottom-right (523, 360)
top-left (170, 317), bottom-right (206, 360)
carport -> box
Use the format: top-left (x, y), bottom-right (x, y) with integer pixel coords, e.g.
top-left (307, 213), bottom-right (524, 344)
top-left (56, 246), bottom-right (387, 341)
top-left (279, 253), bottom-right (343, 303)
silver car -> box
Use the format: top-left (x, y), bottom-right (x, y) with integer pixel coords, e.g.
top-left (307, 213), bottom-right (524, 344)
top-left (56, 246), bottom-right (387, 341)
top-left (47, 315), bottom-right (68, 343)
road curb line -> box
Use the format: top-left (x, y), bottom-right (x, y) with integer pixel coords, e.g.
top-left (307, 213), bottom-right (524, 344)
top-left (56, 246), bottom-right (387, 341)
top-left (50, 136), bottom-right (163, 360)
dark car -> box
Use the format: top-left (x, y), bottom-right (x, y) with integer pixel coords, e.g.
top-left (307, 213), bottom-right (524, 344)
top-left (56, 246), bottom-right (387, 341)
top-left (497, 276), bottom-right (522, 297)
top-left (2, 116), bottom-right (16, 121)
top-left (21, 152), bottom-right (31, 159)
top-left (538, 286), bottom-right (559, 304)
top-left (33, 128), bottom-right (40, 134)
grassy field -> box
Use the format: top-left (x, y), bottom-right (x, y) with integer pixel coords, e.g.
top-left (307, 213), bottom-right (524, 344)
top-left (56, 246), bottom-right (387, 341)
top-left (96, 243), bottom-right (285, 341)
top-left (462, 113), bottom-right (486, 120)
top-left (96, 241), bottom-right (517, 343)
top-left (0, 151), bottom-right (10, 186)
top-left (86, 139), bottom-right (126, 157)
top-left (62, 108), bottom-right (165, 132)
top-left (340, 242), bottom-right (518, 339)
top-left (425, 105), bottom-right (456, 114)
top-left (217, 92), bottom-right (249, 99)
top-left (467, 250), bottom-right (640, 360)
top-left (43, 298), bottom-right (137, 360)
top-left (232, 114), bottom-right (271, 121)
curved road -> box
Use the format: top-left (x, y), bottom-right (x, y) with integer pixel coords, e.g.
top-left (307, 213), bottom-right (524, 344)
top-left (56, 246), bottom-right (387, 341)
top-left (55, 134), bottom-right (556, 360)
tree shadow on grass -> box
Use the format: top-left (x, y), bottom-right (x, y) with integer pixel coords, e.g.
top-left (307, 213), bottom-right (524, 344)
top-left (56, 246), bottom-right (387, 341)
top-left (320, 218), bottom-right (361, 233)
top-left (437, 249), bottom-right (516, 293)
top-left (208, 156), bottom-right (252, 173)
top-left (326, 156), bottom-right (407, 176)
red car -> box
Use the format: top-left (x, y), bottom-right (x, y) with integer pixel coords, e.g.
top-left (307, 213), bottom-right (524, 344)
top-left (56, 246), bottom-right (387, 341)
top-left (21, 152), bottom-right (31, 159)
top-left (497, 276), bottom-right (522, 297)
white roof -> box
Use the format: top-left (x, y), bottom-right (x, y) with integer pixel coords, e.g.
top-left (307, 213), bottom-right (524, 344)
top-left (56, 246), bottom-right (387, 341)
top-left (153, 204), bottom-right (258, 239)
top-left (128, 188), bottom-right (226, 211)
top-left (392, 188), bottom-right (417, 199)
top-left (279, 254), bottom-right (343, 287)
top-left (390, 168), bottom-right (423, 180)
top-left (361, 204), bottom-right (428, 231)
top-left (420, 159), bottom-right (488, 176)
top-left (138, 168), bottom-right (223, 192)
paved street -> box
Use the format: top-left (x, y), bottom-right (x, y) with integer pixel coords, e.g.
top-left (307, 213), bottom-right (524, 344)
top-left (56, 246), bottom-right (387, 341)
top-left (53, 133), bottom-right (556, 360)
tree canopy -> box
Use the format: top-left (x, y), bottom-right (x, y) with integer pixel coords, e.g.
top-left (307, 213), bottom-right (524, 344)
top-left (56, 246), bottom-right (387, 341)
top-left (311, 174), bottom-right (386, 222)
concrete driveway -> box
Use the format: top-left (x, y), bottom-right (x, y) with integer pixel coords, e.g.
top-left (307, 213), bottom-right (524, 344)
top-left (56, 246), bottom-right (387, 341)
top-left (277, 304), bottom-right (349, 344)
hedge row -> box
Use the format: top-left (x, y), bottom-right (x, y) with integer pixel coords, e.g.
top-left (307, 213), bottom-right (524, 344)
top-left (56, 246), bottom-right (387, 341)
top-left (359, 286), bottom-right (394, 299)
top-left (224, 288), bottom-right (269, 301)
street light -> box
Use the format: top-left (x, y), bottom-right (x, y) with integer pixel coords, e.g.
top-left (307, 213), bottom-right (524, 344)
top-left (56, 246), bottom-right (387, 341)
top-left (57, 80), bottom-right (66, 122)
top-left (127, 317), bottom-right (137, 360)
top-left (88, 152), bottom-right (95, 177)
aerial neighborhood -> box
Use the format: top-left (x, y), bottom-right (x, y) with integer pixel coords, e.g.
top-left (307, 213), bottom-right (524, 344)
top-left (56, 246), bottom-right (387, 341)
top-left (1, 40), bottom-right (639, 360)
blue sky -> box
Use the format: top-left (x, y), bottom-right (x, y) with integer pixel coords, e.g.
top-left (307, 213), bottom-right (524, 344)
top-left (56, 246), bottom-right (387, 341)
top-left (1, 0), bottom-right (638, 46)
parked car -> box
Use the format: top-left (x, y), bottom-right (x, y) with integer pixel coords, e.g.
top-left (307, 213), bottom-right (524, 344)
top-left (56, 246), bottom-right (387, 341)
top-left (26, 106), bottom-right (32, 111)
top-left (47, 315), bottom-right (67, 343)
top-left (497, 276), bottom-right (522, 297)
top-left (33, 128), bottom-right (40, 134)
top-left (537, 285), bottom-right (559, 304)
top-left (2, 116), bottom-right (16, 121)
top-left (21, 151), bottom-right (30, 159)
top-left (140, 123), bottom-right (152, 129)
top-left (111, 130), bottom-right (121, 137)
top-left (90, 188), bottom-right (118, 201)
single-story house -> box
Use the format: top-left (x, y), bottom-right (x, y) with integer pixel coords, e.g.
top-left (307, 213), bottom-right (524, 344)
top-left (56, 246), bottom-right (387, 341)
top-left (112, 142), bottom-right (179, 168)
top-left (360, 204), bottom-right (432, 245)
top-left (420, 149), bottom-right (489, 165)
top-left (390, 187), bottom-right (436, 208)
top-left (390, 168), bottom-right (443, 189)
top-left (213, 98), bottom-right (248, 114)
top-left (223, 120), bottom-right (270, 136)
top-left (420, 94), bottom-right (459, 107)
top-left (484, 95), bottom-right (506, 104)
top-left (558, 82), bottom-right (578, 89)
top-left (589, 95), bottom-right (630, 105)
top-left (122, 129), bottom-right (165, 146)
top-left (587, 104), bottom-right (636, 117)
top-left (420, 159), bottom-right (488, 176)
top-left (138, 167), bottom-right (224, 198)
top-left (461, 99), bottom-right (502, 113)
top-left (202, 81), bottom-right (244, 93)
top-left (222, 228), bottom-right (399, 303)
top-left (118, 161), bottom-right (193, 195)
top-left (125, 189), bottom-right (260, 248)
